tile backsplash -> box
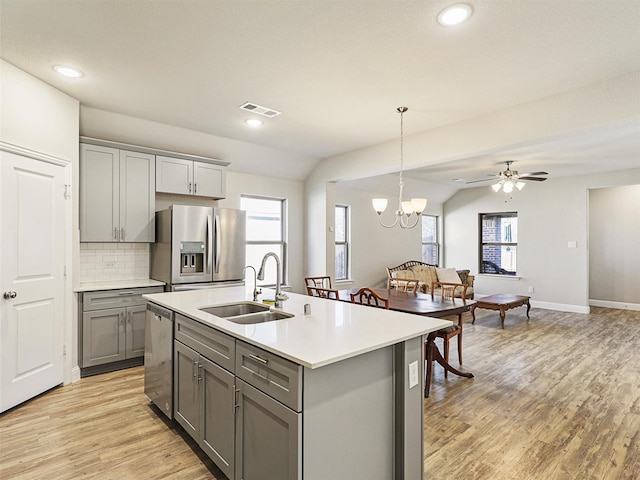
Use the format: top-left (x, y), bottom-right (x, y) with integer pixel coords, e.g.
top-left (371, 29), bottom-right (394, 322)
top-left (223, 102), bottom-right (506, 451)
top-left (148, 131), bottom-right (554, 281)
top-left (80, 243), bottom-right (150, 283)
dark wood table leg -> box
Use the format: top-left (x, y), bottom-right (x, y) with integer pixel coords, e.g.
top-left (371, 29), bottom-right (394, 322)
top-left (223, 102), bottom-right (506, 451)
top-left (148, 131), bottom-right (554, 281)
top-left (525, 300), bottom-right (531, 319)
top-left (499, 306), bottom-right (506, 329)
top-left (424, 333), bottom-right (473, 398)
top-left (470, 304), bottom-right (476, 324)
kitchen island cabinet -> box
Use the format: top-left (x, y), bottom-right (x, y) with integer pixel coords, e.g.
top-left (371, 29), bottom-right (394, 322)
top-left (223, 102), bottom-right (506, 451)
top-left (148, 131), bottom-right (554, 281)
top-left (145, 287), bottom-right (451, 480)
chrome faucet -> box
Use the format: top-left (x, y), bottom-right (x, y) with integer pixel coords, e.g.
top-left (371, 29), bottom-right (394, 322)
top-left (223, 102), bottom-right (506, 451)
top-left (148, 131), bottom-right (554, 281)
top-left (257, 252), bottom-right (288, 308)
top-left (243, 265), bottom-right (260, 301)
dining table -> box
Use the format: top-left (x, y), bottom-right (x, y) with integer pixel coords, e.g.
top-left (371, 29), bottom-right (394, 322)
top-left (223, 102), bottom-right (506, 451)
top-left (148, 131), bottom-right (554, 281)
top-left (337, 287), bottom-right (476, 397)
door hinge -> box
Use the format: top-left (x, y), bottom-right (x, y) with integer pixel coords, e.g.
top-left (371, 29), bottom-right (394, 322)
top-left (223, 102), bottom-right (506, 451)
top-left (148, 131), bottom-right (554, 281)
top-left (64, 184), bottom-right (71, 199)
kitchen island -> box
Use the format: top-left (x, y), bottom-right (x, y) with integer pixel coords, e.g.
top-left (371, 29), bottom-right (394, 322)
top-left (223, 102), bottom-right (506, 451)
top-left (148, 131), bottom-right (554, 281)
top-left (144, 286), bottom-right (451, 480)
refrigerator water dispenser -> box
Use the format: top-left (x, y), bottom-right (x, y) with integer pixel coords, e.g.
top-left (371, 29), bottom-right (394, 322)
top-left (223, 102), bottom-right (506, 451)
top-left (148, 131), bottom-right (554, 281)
top-left (180, 241), bottom-right (205, 274)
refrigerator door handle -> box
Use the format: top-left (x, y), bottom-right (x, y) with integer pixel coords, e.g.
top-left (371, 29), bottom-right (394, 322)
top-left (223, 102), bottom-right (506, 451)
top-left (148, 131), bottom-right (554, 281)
top-left (206, 214), bottom-right (213, 275)
top-left (214, 214), bottom-right (221, 274)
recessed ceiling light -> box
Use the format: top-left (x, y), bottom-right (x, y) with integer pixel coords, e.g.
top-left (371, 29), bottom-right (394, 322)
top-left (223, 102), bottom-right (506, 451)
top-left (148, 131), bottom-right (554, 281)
top-left (245, 118), bottom-right (263, 127)
top-left (53, 65), bottom-right (84, 78)
top-left (437, 4), bottom-right (473, 26)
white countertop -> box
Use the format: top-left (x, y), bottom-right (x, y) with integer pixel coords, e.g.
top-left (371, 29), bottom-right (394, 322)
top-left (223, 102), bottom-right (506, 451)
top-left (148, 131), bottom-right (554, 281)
top-left (76, 279), bottom-right (166, 292)
top-left (143, 286), bottom-right (452, 369)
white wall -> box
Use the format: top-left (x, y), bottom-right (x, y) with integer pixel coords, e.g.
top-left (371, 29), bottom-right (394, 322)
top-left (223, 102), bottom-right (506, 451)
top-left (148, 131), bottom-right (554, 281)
top-left (0, 59), bottom-right (80, 382)
top-left (589, 184), bottom-right (640, 305)
top-left (305, 73), bottom-right (640, 295)
top-left (335, 183), bottom-right (443, 288)
top-left (443, 167), bottom-right (640, 313)
top-left (80, 106), bottom-right (319, 181)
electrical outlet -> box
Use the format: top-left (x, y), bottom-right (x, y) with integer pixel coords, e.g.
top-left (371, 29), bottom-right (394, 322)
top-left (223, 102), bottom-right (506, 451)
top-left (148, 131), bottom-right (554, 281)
top-left (528, 286), bottom-right (535, 293)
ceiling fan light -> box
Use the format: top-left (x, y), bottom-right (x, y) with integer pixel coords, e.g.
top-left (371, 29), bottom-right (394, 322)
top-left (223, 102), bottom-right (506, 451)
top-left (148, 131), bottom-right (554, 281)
top-left (372, 198), bottom-right (388, 214)
top-left (411, 198), bottom-right (427, 214)
top-left (515, 181), bottom-right (526, 191)
top-left (503, 180), bottom-right (514, 193)
top-left (492, 182), bottom-right (502, 192)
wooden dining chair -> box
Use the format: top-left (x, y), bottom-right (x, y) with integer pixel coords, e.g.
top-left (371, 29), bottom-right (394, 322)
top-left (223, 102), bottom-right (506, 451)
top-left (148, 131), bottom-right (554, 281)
top-left (350, 287), bottom-right (389, 309)
top-left (431, 313), bottom-right (463, 378)
top-left (307, 286), bottom-right (340, 300)
top-left (394, 278), bottom-right (420, 293)
top-left (305, 276), bottom-right (332, 296)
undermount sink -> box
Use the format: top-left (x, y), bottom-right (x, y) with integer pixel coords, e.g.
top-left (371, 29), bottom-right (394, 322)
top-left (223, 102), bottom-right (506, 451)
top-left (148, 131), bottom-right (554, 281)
top-left (200, 302), bottom-right (270, 318)
top-left (200, 301), bottom-right (294, 324)
top-left (225, 310), bottom-right (294, 324)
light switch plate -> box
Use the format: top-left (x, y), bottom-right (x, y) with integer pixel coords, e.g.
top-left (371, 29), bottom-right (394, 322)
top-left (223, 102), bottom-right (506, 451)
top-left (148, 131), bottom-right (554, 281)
top-left (408, 361), bottom-right (419, 389)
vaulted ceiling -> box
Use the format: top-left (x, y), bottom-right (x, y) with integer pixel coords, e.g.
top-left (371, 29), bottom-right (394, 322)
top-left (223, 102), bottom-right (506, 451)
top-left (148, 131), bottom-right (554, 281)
top-left (2, 0), bottom-right (639, 194)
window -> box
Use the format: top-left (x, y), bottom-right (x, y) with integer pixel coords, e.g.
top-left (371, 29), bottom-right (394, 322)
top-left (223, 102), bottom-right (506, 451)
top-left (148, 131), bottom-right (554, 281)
top-left (479, 212), bottom-right (517, 275)
top-left (241, 195), bottom-right (287, 286)
top-left (335, 205), bottom-right (350, 280)
top-left (421, 215), bottom-right (439, 265)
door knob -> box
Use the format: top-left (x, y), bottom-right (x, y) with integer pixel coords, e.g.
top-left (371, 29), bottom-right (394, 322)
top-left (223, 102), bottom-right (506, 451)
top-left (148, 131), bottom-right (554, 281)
top-left (3, 291), bottom-right (17, 299)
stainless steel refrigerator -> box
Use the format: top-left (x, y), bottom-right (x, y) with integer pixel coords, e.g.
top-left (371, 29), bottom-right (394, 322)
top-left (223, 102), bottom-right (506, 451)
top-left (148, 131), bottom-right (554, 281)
top-left (150, 205), bottom-right (246, 291)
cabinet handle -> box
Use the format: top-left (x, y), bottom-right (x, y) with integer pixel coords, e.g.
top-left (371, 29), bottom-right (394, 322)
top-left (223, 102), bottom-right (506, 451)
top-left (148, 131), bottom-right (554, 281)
top-left (192, 360), bottom-right (198, 380)
top-left (234, 387), bottom-right (240, 410)
top-left (197, 363), bottom-right (203, 382)
top-left (127, 312), bottom-right (131, 324)
top-left (120, 312), bottom-right (125, 325)
top-left (114, 227), bottom-right (118, 241)
top-left (249, 353), bottom-right (269, 365)
top-left (188, 182), bottom-right (192, 193)
top-left (121, 228), bottom-right (125, 241)
top-left (194, 183), bottom-right (197, 194)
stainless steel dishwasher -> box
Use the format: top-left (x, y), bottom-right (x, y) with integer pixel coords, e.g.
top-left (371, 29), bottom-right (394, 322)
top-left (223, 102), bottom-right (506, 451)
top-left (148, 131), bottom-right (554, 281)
top-left (144, 303), bottom-right (174, 419)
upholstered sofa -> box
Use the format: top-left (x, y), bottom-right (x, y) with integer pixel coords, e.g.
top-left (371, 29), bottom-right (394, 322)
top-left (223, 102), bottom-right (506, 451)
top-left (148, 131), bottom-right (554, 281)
top-left (386, 260), bottom-right (475, 300)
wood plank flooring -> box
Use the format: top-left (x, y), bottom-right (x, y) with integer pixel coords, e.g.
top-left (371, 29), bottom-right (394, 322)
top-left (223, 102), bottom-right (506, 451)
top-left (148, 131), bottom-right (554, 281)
top-left (1, 307), bottom-right (639, 479)
top-left (426, 307), bottom-right (640, 479)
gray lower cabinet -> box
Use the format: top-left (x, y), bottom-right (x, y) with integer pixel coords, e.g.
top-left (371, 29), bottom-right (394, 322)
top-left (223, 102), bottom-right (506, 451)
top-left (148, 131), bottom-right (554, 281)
top-left (174, 341), bottom-right (235, 480)
top-left (80, 286), bottom-right (163, 373)
top-left (235, 378), bottom-right (300, 480)
top-left (173, 315), bottom-right (301, 480)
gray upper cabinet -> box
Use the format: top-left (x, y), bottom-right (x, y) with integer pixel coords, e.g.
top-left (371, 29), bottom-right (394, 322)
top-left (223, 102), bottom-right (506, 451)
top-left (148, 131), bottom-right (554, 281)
top-left (80, 143), bottom-right (155, 242)
top-left (156, 155), bottom-right (226, 199)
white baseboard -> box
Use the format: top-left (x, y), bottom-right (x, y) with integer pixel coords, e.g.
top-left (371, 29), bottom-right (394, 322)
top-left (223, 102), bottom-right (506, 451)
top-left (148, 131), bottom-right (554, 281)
top-left (589, 299), bottom-right (640, 312)
top-left (474, 294), bottom-right (591, 314)
top-left (530, 300), bottom-right (590, 314)
top-left (70, 365), bottom-right (82, 384)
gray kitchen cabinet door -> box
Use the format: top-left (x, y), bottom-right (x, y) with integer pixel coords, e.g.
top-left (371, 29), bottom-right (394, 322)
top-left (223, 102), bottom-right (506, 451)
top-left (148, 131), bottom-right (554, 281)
top-left (80, 144), bottom-right (119, 242)
top-left (155, 156), bottom-right (192, 195)
top-left (119, 150), bottom-right (155, 242)
top-left (125, 305), bottom-right (147, 359)
top-left (193, 162), bottom-right (225, 198)
top-left (82, 308), bottom-right (126, 367)
top-left (235, 379), bottom-right (301, 480)
top-left (174, 341), bottom-right (200, 441)
top-left (199, 355), bottom-right (235, 480)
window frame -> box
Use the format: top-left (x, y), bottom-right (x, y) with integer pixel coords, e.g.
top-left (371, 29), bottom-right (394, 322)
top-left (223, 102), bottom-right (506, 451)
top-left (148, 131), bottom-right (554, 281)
top-left (241, 194), bottom-right (287, 286)
top-left (421, 214), bottom-right (439, 266)
top-left (479, 211), bottom-right (518, 276)
top-left (334, 204), bottom-right (350, 281)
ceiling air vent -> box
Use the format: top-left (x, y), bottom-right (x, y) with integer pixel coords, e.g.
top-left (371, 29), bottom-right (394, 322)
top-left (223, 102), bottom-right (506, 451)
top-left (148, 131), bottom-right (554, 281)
top-left (239, 102), bottom-right (282, 118)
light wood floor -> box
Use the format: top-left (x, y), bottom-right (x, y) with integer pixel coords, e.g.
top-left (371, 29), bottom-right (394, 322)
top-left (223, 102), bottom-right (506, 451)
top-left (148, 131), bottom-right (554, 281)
top-left (1, 307), bottom-right (639, 479)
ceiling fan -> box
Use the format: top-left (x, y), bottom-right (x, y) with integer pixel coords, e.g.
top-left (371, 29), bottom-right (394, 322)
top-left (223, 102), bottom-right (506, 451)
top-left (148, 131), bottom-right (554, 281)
top-left (466, 161), bottom-right (548, 192)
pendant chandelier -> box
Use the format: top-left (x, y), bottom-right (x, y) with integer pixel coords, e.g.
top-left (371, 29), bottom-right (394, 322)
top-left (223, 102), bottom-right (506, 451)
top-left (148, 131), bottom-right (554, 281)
top-left (372, 107), bottom-right (427, 229)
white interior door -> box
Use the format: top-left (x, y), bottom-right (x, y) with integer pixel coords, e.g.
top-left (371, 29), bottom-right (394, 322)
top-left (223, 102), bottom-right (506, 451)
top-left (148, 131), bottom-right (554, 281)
top-left (1, 151), bottom-right (65, 412)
